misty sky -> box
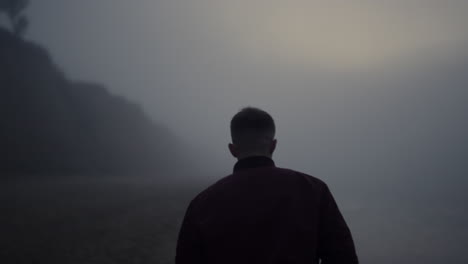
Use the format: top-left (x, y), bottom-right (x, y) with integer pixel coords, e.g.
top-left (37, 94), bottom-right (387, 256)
top-left (23, 0), bottom-right (467, 182)
top-left (11, 1), bottom-right (468, 262)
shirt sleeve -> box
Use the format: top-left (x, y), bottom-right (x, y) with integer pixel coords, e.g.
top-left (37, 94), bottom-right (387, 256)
top-left (175, 201), bottom-right (204, 264)
top-left (317, 184), bottom-right (359, 264)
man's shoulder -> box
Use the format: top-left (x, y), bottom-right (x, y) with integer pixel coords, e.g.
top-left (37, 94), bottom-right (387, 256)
top-left (189, 174), bottom-right (236, 206)
top-left (191, 167), bottom-right (327, 205)
top-left (275, 167), bottom-right (328, 188)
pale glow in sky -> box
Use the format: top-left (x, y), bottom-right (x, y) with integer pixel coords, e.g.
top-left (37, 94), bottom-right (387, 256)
top-left (207, 0), bottom-right (468, 68)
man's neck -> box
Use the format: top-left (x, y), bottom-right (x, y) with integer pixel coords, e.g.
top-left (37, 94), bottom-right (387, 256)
top-left (237, 153), bottom-right (272, 160)
top-left (233, 155), bottom-right (276, 172)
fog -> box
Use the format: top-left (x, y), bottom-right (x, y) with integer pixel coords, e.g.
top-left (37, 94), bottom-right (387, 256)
top-left (25, 0), bottom-right (468, 175)
top-left (3, 0), bottom-right (467, 263)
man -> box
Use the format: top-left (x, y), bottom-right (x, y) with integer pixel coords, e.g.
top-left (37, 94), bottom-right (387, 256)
top-left (176, 107), bottom-right (358, 264)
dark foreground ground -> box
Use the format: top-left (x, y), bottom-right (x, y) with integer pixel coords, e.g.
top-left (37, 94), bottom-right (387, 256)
top-left (1, 176), bottom-right (467, 264)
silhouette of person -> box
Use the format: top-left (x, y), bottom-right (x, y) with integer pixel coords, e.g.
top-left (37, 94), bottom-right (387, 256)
top-left (176, 107), bottom-right (358, 264)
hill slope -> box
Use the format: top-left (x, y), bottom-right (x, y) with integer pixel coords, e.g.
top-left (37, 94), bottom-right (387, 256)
top-left (0, 28), bottom-right (183, 175)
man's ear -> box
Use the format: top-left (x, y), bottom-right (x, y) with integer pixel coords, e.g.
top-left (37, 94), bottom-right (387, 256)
top-left (269, 139), bottom-right (277, 154)
top-left (228, 143), bottom-right (238, 158)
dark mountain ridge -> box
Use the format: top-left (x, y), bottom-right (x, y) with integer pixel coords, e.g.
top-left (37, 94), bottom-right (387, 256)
top-left (0, 28), bottom-right (185, 176)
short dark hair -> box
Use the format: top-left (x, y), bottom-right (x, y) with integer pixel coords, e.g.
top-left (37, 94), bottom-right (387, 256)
top-left (230, 107), bottom-right (275, 152)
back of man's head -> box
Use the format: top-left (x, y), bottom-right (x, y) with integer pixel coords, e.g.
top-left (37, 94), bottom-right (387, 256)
top-left (229, 107), bottom-right (276, 159)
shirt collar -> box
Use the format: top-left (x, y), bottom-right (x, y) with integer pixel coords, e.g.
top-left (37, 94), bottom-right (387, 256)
top-left (233, 156), bottom-right (276, 173)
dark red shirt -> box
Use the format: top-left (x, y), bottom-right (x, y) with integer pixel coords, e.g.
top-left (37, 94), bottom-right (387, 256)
top-left (176, 156), bottom-right (358, 264)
